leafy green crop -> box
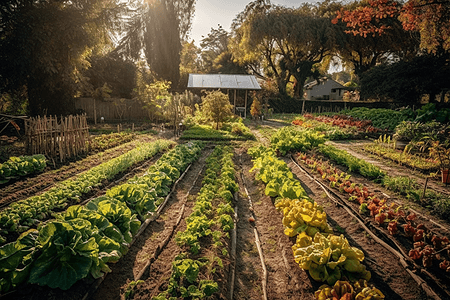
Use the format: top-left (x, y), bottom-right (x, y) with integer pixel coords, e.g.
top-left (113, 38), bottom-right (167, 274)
top-left (249, 145), bottom-right (310, 201)
top-left (0, 140), bottom-right (173, 238)
top-left (270, 127), bottom-right (326, 155)
top-left (318, 145), bottom-right (385, 180)
top-left (0, 154), bottom-right (46, 184)
top-left (0, 141), bottom-right (205, 293)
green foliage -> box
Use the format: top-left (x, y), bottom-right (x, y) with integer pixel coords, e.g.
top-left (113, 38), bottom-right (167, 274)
top-left (0, 230), bottom-right (38, 293)
top-left (364, 142), bottom-right (439, 172)
top-left (0, 0), bottom-right (126, 115)
top-left (360, 55), bottom-right (450, 104)
top-left (200, 90), bottom-right (233, 130)
top-left (318, 144), bottom-right (385, 180)
top-left (230, 2), bottom-right (338, 97)
top-left (181, 124), bottom-right (252, 140)
top-left (337, 107), bottom-right (415, 131)
top-left (415, 103), bottom-right (450, 123)
top-left (0, 154), bottom-right (46, 184)
top-left (221, 117), bottom-right (255, 139)
top-left (28, 220), bottom-right (101, 290)
top-left (249, 145), bottom-right (310, 201)
top-left (0, 140), bottom-right (172, 237)
top-left (0, 141), bottom-right (205, 293)
top-left (270, 127), bottom-right (326, 155)
top-left (88, 132), bottom-right (135, 153)
top-left (381, 176), bottom-right (450, 219)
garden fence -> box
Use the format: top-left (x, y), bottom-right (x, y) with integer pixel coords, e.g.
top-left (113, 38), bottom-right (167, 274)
top-left (25, 114), bottom-right (89, 162)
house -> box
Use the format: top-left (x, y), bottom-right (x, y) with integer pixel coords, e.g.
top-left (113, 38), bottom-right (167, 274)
top-left (304, 77), bottom-right (349, 100)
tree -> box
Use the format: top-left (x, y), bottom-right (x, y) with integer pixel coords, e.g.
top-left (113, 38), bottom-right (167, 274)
top-left (250, 94), bottom-right (262, 120)
top-left (83, 55), bottom-right (137, 99)
top-left (0, 0), bottom-right (126, 116)
top-left (333, 0), bottom-right (450, 54)
top-left (114, 0), bottom-right (196, 89)
top-left (200, 90), bottom-right (233, 130)
top-left (179, 41), bottom-right (202, 87)
top-left (199, 25), bottom-right (246, 74)
top-left (359, 55), bottom-right (450, 102)
top-left (230, 1), bottom-right (337, 97)
top-left (330, 1), bottom-right (419, 80)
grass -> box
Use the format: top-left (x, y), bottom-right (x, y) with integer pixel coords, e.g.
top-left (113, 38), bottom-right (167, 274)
top-left (180, 124), bottom-right (254, 141)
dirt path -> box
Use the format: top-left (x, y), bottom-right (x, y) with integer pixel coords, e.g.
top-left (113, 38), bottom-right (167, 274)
top-left (327, 140), bottom-right (450, 197)
top-left (285, 156), bottom-right (428, 299)
top-left (233, 148), bottom-right (314, 300)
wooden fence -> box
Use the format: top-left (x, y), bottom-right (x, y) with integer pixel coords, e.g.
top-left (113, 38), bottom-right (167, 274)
top-left (75, 98), bottom-right (149, 122)
top-left (25, 115), bottom-right (89, 162)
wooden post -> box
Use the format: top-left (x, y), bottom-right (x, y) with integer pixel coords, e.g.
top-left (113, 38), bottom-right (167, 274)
top-left (94, 99), bottom-right (97, 125)
top-left (244, 90), bottom-right (248, 119)
top-left (234, 89), bottom-right (237, 114)
top-left (302, 100), bottom-right (305, 114)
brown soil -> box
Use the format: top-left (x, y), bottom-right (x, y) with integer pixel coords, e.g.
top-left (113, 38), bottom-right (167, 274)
top-left (327, 140), bottom-right (450, 198)
top-left (3, 120), bottom-right (449, 300)
top-left (0, 133), bottom-right (162, 208)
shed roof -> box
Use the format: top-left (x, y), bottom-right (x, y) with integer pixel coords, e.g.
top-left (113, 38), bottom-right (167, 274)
top-left (187, 74), bottom-right (261, 90)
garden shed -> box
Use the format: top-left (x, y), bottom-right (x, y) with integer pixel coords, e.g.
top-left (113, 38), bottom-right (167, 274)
top-left (187, 74), bottom-right (261, 118)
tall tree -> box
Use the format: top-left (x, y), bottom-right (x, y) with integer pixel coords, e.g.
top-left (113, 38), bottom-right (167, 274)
top-left (0, 0), bottom-right (126, 116)
top-left (199, 25), bottom-right (246, 74)
top-left (114, 0), bottom-right (196, 89)
top-left (230, 1), bottom-right (337, 97)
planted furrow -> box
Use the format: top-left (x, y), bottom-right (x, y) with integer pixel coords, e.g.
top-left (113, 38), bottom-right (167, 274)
top-left (0, 140), bottom-right (175, 245)
top-left (0, 135), bottom-right (158, 207)
top-left (0, 141), bottom-right (204, 298)
top-left (233, 148), bottom-right (313, 300)
top-left (118, 145), bottom-right (237, 300)
top-left (293, 151), bottom-right (450, 299)
top-left (248, 145), bottom-right (390, 300)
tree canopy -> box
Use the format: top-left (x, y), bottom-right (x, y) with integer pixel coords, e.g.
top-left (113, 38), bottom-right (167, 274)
top-left (330, 0), bottom-right (420, 80)
top-left (114, 0), bottom-right (196, 89)
top-left (230, 1), bottom-right (338, 97)
top-left (0, 0), bottom-right (126, 115)
top-left (333, 0), bottom-right (450, 54)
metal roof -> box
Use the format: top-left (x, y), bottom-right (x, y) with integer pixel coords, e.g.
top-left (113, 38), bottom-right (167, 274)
top-left (187, 74), bottom-right (261, 90)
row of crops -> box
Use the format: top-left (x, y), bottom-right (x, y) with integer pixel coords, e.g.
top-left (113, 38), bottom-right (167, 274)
top-left (248, 145), bottom-right (384, 299)
top-left (0, 141), bottom-right (204, 294)
top-left (0, 140), bottom-right (175, 243)
top-left (153, 145), bottom-right (238, 299)
top-left (257, 115), bottom-right (450, 297)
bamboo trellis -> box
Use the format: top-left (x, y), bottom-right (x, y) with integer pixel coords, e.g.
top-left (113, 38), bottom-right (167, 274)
top-left (25, 115), bottom-right (89, 162)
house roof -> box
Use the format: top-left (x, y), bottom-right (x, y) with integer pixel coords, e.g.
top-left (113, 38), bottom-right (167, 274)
top-left (187, 74), bottom-right (261, 90)
top-left (304, 77), bottom-right (346, 90)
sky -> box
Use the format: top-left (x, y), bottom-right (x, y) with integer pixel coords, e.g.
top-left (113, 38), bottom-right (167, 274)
top-left (189, 0), bottom-right (320, 46)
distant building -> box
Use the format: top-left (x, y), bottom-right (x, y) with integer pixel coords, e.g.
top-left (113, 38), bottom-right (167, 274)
top-left (304, 77), bottom-right (349, 100)
top-left (187, 73), bottom-right (261, 118)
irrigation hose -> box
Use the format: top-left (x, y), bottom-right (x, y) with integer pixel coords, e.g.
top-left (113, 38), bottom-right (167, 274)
top-left (239, 154), bottom-right (268, 300)
top-left (290, 155), bottom-right (442, 300)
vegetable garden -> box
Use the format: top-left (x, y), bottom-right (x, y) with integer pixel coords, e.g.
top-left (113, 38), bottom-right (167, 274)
top-left (1, 106), bottom-right (450, 300)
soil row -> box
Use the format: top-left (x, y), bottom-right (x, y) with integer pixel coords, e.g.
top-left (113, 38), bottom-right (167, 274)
top-left (0, 134), bottom-right (159, 207)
